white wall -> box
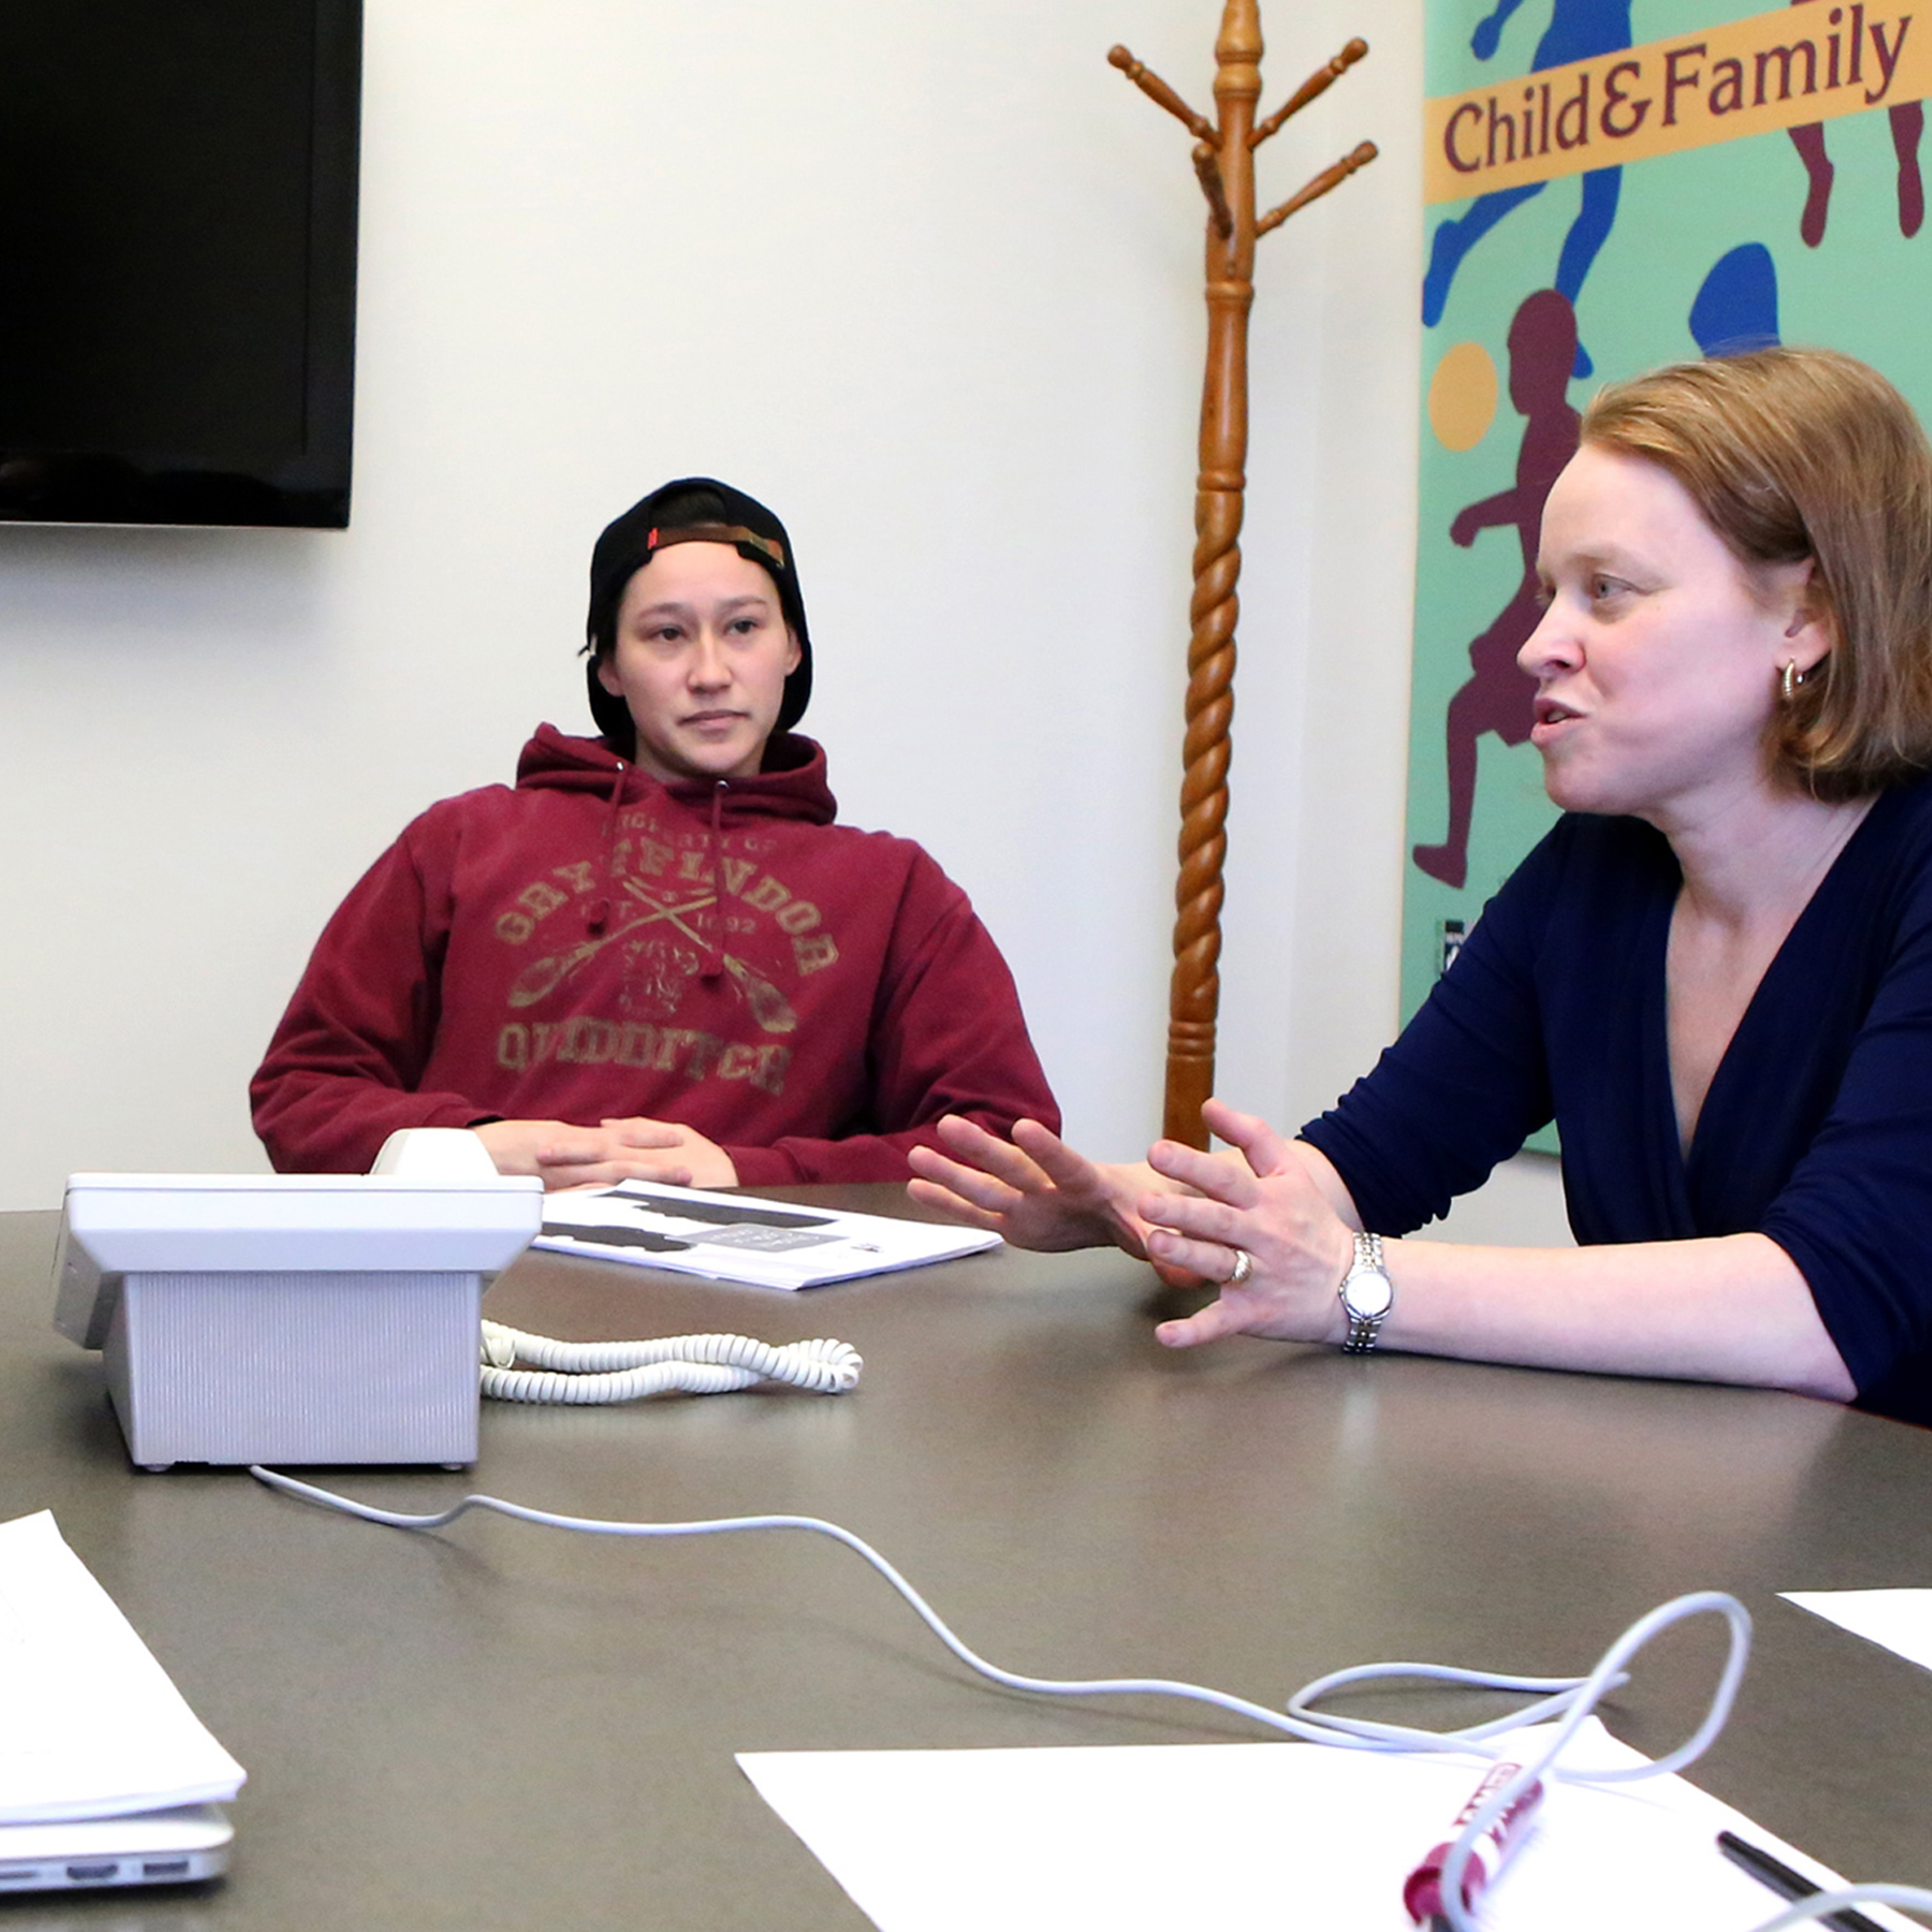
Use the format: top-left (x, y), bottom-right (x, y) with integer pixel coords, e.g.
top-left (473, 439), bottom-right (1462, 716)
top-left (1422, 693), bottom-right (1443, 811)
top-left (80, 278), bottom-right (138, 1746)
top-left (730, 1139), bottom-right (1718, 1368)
top-left (0, 0), bottom-right (1567, 1240)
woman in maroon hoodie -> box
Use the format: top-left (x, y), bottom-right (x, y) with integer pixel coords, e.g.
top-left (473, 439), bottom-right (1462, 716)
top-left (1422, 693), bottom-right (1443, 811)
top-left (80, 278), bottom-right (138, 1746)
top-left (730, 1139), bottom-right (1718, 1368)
top-left (251, 478), bottom-right (1059, 1189)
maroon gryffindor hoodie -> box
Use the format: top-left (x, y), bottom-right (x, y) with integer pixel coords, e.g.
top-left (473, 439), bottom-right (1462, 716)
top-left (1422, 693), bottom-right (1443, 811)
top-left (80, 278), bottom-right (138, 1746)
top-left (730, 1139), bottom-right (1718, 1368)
top-left (251, 725), bottom-right (1058, 1184)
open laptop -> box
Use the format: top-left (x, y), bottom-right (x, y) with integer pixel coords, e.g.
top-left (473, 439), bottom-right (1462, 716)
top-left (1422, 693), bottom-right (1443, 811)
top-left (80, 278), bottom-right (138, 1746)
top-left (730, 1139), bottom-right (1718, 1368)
top-left (0, 1805), bottom-right (231, 1891)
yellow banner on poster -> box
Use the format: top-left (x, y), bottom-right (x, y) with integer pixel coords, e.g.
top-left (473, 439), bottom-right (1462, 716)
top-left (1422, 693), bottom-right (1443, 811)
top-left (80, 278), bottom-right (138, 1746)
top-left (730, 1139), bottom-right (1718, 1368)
top-left (1425, 1), bottom-right (1931, 202)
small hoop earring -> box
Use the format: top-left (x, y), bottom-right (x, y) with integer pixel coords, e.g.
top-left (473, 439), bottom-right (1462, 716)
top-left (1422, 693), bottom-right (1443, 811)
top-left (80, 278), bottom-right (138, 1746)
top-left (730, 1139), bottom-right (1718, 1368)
top-left (1780, 659), bottom-right (1800, 704)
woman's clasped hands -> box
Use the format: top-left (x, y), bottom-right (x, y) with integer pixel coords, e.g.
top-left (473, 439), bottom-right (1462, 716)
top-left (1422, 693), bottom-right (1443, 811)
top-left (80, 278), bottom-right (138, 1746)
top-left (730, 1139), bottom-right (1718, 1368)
top-left (908, 1098), bottom-right (1363, 1352)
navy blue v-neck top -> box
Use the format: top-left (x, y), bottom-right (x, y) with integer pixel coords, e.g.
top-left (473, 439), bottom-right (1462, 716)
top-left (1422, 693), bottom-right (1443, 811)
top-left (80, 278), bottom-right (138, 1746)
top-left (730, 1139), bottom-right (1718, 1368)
top-left (1302, 775), bottom-right (1932, 1424)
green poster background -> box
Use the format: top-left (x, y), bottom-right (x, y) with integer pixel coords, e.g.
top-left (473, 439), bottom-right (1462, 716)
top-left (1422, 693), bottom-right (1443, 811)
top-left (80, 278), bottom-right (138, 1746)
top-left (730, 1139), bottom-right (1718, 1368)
top-left (1404, 0), bottom-right (1932, 1149)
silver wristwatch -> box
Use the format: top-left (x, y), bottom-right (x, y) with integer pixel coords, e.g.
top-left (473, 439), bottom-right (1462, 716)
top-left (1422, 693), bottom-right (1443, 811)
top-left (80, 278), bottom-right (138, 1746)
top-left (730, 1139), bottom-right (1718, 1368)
top-left (1338, 1231), bottom-right (1393, 1355)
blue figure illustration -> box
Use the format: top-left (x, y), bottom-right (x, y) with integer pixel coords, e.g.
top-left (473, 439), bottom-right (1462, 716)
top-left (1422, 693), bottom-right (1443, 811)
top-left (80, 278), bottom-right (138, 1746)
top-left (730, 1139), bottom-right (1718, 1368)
top-left (1422, 0), bottom-right (1632, 377)
top-left (1689, 245), bottom-right (1781, 358)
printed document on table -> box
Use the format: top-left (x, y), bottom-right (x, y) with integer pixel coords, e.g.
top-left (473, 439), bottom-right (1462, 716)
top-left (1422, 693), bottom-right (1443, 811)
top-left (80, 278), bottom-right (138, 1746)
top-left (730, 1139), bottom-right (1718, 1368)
top-left (740, 1718), bottom-right (1914, 1932)
top-left (532, 1182), bottom-right (999, 1289)
top-left (1782, 1588), bottom-right (1932, 1672)
top-left (0, 1512), bottom-right (246, 1823)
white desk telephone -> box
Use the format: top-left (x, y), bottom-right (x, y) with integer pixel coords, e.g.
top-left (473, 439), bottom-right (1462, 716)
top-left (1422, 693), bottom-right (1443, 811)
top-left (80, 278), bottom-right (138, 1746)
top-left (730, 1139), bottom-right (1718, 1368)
top-left (53, 1130), bottom-right (857, 1472)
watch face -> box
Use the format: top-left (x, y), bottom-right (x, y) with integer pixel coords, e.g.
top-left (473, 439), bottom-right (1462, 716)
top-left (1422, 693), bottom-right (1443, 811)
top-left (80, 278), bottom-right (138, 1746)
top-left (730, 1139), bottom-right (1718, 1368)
top-left (1344, 1266), bottom-right (1393, 1321)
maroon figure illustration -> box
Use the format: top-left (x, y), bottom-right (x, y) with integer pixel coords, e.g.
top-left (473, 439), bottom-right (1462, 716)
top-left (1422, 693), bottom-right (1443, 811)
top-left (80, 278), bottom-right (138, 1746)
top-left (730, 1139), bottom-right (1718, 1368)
top-left (1414, 290), bottom-right (1581, 890)
top-left (1787, 0), bottom-right (1923, 245)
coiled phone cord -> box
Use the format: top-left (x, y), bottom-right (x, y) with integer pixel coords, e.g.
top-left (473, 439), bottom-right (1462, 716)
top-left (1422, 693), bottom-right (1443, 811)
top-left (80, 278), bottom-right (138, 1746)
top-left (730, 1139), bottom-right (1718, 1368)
top-left (477, 1322), bottom-right (862, 1404)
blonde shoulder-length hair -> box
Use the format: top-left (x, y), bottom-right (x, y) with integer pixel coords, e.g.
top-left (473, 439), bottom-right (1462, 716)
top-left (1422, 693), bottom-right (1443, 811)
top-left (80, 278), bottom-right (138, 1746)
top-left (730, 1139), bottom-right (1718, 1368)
top-left (1582, 346), bottom-right (1932, 798)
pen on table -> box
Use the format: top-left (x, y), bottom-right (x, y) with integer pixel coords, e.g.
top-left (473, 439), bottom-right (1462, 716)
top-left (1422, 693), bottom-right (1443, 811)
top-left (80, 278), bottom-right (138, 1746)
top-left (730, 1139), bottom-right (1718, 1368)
top-left (1717, 1830), bottom-right (1885, 1932)
top-left (1403, 1761), bottom-right (1544, 1928)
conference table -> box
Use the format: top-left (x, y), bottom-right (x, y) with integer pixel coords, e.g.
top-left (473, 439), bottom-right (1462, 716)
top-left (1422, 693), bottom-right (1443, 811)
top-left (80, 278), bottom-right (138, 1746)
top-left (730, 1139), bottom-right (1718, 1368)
top-left (3, 1189), bottom-right (1930, 1929)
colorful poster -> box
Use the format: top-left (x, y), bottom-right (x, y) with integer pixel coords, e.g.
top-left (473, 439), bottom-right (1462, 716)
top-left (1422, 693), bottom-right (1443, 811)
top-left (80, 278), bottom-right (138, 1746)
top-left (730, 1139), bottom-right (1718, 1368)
top-left (1403, 0), bottom-right (1932, 1133)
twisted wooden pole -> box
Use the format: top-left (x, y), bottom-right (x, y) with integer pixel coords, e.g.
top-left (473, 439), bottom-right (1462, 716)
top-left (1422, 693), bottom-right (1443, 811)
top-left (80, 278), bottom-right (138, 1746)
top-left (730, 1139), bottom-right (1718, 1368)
top-left (1110, 6), bottom-right (1374, 1146)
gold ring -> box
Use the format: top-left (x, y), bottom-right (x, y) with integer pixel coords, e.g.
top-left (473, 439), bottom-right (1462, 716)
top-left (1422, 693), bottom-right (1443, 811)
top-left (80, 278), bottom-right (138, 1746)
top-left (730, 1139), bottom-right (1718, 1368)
top-left (1224, 1247), bottom-right (1254, 1289)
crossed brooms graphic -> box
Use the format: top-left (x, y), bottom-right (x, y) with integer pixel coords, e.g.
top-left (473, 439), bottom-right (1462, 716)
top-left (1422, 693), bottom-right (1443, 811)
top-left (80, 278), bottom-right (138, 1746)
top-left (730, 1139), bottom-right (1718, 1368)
top-left (509, 877), bottom-right (798, 1033)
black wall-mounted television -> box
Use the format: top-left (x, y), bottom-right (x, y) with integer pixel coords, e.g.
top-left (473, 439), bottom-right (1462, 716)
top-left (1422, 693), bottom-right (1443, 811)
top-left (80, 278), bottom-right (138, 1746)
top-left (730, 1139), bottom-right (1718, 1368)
top-left (0, 0), bottom-right (362, 529)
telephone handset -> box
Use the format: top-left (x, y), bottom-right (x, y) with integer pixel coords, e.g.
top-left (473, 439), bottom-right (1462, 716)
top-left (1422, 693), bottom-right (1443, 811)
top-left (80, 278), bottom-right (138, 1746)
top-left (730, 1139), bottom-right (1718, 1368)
top-left (372, 1129), bottom-right (865, 1407)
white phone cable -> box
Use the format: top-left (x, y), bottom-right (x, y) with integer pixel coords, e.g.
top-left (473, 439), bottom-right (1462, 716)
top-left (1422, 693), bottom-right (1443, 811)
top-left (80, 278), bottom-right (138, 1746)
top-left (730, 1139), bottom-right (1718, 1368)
top-left (477, 1322), bottom-right (861, 1404)
top-left (250, 1470), bottom-right (1728, 1760)
top-left (1751, 1890), bottom-right (1932, 1929)
top-left (247, 1470), bottom-right (1932, 1932)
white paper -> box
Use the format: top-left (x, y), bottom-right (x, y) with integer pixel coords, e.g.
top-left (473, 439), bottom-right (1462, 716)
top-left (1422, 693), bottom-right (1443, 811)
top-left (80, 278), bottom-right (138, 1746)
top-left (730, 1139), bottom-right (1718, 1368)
top-left (0, 1512), bottom-right (246, 1823)
top-left (741, 1719), bottom-right (1908, 1932)
top-left (532, 1181), bottom-right (998, 1289)
top-left (1781, 1589), bottom-right (1932, 1673)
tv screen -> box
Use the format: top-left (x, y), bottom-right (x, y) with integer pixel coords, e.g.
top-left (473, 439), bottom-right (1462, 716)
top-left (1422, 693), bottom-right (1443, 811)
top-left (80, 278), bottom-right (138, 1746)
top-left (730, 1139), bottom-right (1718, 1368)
top-left (0, 0), bottom-right (362, 529)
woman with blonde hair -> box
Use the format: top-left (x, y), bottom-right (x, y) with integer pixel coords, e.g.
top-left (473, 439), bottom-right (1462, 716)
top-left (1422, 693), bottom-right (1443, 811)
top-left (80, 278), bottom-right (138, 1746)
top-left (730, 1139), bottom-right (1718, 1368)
top-left (913, 346), bottom-right (1932, 1424)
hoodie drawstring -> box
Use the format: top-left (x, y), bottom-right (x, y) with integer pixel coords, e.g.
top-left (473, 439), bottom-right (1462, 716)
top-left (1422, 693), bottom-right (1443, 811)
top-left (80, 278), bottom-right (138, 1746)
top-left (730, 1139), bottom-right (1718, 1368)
top-left (700, 781), bottom-right (728, 981)
top-left (586, 763), bottom-right (625, 936)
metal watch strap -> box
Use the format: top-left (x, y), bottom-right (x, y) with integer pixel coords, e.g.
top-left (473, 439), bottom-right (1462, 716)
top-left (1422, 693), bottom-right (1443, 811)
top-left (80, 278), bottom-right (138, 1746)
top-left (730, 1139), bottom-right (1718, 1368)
top-left (1339, 1230), bottom-right (1391, 1355)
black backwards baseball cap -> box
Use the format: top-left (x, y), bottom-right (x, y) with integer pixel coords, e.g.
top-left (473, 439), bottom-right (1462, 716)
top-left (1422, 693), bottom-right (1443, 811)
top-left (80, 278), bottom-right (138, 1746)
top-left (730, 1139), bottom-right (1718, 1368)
top-left (583, 476), bottom-right (813, 752)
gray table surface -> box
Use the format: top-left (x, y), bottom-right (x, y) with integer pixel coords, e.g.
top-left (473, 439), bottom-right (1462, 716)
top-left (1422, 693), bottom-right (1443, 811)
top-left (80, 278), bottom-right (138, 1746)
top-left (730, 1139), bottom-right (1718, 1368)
top-left (4, 1192), bottom-right (1931, 1929)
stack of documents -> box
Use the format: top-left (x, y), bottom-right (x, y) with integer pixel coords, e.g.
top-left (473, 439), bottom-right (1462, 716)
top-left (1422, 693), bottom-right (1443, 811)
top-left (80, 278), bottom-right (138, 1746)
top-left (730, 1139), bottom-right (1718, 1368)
top-left (0, 1512), bottom-right (244, 1890)
top-left (535, 1182), bottom-right (999, 1290)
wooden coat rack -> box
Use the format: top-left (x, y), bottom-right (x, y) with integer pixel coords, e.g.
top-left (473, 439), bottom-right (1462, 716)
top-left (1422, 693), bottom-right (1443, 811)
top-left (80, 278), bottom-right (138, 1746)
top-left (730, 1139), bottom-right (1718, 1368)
top-left (1109, 4), bottom-right (1375, 1146)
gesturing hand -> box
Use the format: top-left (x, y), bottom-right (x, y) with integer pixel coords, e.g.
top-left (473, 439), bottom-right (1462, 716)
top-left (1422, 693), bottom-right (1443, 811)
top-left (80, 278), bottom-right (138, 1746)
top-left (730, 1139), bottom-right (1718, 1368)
top-left (1139, 1099), bottom-right (1357, 1349)
top-left (907, 1115), bottom-right (1182, 1270)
